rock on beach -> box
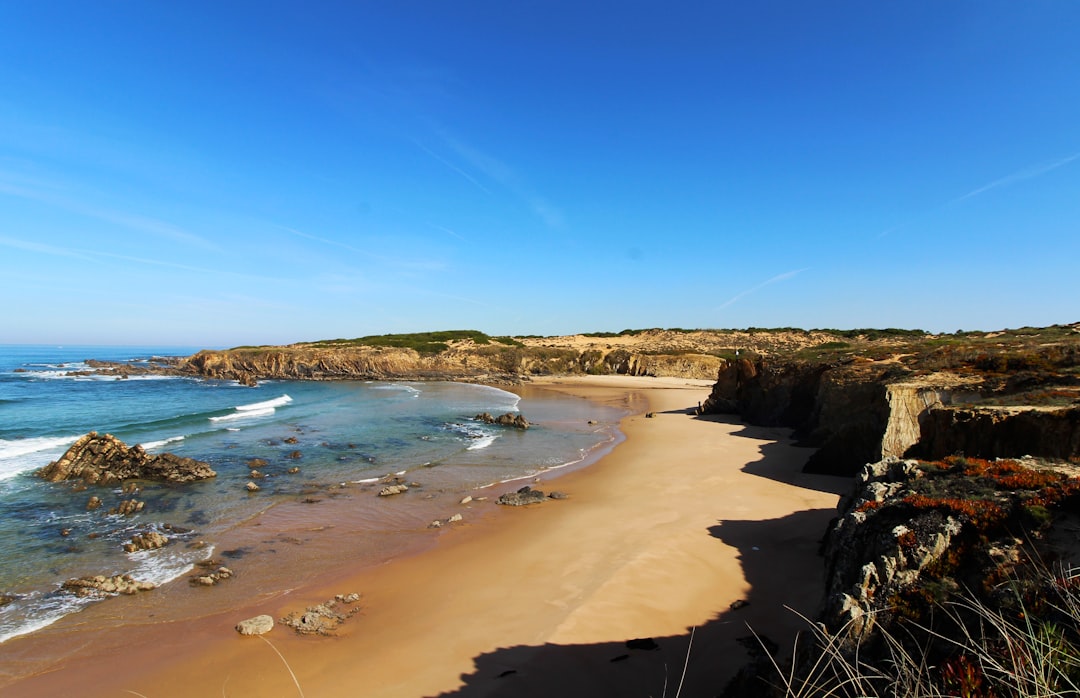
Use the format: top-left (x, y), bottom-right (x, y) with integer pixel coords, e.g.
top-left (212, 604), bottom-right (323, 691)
top-left (235, 615), bottom-right (275, 636)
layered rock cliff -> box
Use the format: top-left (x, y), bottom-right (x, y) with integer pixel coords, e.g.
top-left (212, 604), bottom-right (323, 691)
top-left (181, 340), bottom-right (728, 383)
top-left (701, 327), bottom-right (1080, 475)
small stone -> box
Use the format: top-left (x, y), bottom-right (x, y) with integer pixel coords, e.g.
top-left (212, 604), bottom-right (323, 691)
top-left (429, 520), bottom-right (443, 528)
top-left (245, 481), bottom-right (260, 492)
top-left (378, 484), bottom-right (408, 496)
top-left (548, 491), bottom-right (569, 500)
top-left (460, 495), bottom-right (473, 505)
top-left (86, 496), bottom-right (102, 511)
top-left (287, 467), bottom-right (300, 474)
top-left (236, 615), bottom-right (275, 636)
top-left (448, 513), bottom-right (463, 523)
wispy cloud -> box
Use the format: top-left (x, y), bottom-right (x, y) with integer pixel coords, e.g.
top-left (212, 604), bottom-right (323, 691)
top-left (411, 139), bottom-right (492, 195)
top-left (430, 223), bottom-right (467, 241)
top-left (277, 225), bottom-right (446, 272)
top-left (0, 234), bottom-right (95, 261)
top-left (877, 150), bottom-right (1080, 239)
top-left (718, 268), bottom-right (809, 310)
top-left (0, 172), bottom-right (219, 251)
top-left (950, 151), bottom-right (1080, 204)
top-left (439, 133), bottom-right (564, 228)
top-left (0, 233), bottom-right (283, 283)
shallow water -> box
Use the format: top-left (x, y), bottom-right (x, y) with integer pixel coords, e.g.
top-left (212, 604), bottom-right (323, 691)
top-left (0, 345), bottom-right (625, 644)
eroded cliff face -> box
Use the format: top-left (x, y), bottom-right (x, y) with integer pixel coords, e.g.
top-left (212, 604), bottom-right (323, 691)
top-left (701, 355), bottom-right (1079, 476)
top-left (915, 405), bottom-right (1080, 461)
top-left (182, 344), bottom-right (725, 384)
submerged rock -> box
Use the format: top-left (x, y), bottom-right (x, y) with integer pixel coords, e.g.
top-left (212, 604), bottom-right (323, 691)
top-left (38, 432), bottom-right (216, 485)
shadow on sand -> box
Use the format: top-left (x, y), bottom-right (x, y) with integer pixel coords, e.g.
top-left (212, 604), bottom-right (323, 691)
top-left (432, 412), bottom-right (848, 698)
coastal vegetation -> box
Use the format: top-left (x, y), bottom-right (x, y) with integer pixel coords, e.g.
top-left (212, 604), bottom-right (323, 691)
top-left (742, 454), bottom-right (1080, 698)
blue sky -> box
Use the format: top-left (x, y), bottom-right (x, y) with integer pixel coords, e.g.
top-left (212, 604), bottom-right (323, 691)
top-left (1, 2), bottom-right (1077, 346)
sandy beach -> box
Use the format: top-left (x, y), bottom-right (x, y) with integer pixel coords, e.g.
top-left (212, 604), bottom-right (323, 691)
top-left (3, 376), bottom-right (848, 697)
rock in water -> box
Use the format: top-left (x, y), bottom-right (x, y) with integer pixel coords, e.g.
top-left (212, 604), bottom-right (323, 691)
top-left (37, 432), bottom-right (216, 484)
top-left (474, 412), bottom-right (530, 429)
top-left (236, 615), bottom-right (275, 636)
top-left (61, 574), bottom-right (155, 597)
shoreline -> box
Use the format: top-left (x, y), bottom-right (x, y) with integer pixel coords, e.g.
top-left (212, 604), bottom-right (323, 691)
top-left (3, 375), bottom-right (847, 697)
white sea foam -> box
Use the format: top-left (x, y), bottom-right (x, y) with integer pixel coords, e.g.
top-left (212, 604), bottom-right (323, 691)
top-left (236, 394), bottom-right (292, 411)
top-left (0, 593), bottom-right (96, 645)
top-left (352, 477), bottom-right (381, 484)
top-left (466, 435), bottom-right (499, 451)
top-left (209, 407), bottom-right (275, 423)
top-left (140, 435), bottom-right (185, 451)
top-left (372, 384), bottom-right (422, 397)
top-left (126, 549), bottom-right (198, 587)
top-left (0, 435), bottom-right (80, 480)
top-left (464, 383), bottom-right (521, 410)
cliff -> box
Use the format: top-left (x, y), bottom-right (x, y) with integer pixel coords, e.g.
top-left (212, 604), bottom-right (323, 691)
top-left (702, 324), bottom-right (1080, 475)
top-left (178, 328), bottom-right (846, 384)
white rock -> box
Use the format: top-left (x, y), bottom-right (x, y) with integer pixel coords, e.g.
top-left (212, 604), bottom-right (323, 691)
top-left (236, 614), bottom-right (275, 636)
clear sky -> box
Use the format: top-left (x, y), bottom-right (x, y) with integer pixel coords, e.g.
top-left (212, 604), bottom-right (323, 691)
top-left (1, 2), bottom-right (1077, 347)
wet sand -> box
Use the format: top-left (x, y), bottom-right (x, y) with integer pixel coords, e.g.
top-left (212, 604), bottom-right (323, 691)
top-left (2, 376), bottom-right (847, 697)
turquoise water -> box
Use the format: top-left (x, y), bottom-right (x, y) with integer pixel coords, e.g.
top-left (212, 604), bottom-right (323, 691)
top-left (0, 345), bottom-right (623, 643)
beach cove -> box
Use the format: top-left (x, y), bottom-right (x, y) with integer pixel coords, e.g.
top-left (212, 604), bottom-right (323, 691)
top-left (2, 376), bottom-right (847, 697)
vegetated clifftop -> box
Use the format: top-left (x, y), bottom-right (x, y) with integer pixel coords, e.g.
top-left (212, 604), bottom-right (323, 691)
top-left (724, 455), bottom-right (1080, 697)
top-left (180, 328), bottom-right (850, 384)
top-left (701, 323), bottom-right (1080, 476)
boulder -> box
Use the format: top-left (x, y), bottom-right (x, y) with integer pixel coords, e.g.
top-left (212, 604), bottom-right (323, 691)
top-left (236, 615), bottom-right (274, 636)
top-left (39, 432), bottom-right (216, 485)
top-left (496, 486), bottom-right (548, 506)
top-left (123, 530), bottom-right (168, 553)
top-left (474, 412), bottom-right (530, 429)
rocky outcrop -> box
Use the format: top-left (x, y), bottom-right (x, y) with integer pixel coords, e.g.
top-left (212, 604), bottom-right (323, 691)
top-left (496, 486), bottom-right (550, 506)
top-left (123, 530), bottom-right (168, 553)
top-left (722, 455), bottom-right (1080, 696)
top-left (38, 432), bottom-right (216, 485)
top-left (280, 593), bottom-right (362, 635)
top-left (474, 412), bottom-right (530, 429)
top-left (61, 574), bottom-right (155, 597)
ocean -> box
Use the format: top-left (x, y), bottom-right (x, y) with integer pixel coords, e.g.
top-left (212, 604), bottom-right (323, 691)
top-left (0, 345), bottom-right (624, 645)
